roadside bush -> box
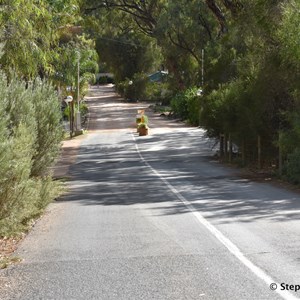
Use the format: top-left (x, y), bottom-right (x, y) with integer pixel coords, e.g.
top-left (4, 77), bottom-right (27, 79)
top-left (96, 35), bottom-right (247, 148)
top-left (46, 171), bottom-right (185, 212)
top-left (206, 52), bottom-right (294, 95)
top-left (82, 72), bottom-right (96, 85)
top-left (79, 79), bottom-right (90, 98)
top-left (0, 73), bottom-right (64, 237)
top-left (0, 124), bottom-right (35, 222)
top-left (186, 88), bottom-right (200, 125)
top-left (78, 101), bottom-right (89, 119)
top-left (171, 92), bottom-right (188, 119)
top-left (170, 87), bottom-right (199, 125)
top-left (30, 79), bottom-right (64, 177)
top-left (284, 148), bottom-right (300, 184)
top-left (115, 81), bottom-right (126, 97)
top-left (115, 79), bottom-right (137, 100)
top-left (98, 76), bottom-right (114, 84)
top-left (98, 76), bottom-right (108, 84)
top-left (132, 73), bottom-right (148, 100)
top-left (145, 82), bottom-right (172, 103)
top-left (116, 74), bottom-right (172, 103)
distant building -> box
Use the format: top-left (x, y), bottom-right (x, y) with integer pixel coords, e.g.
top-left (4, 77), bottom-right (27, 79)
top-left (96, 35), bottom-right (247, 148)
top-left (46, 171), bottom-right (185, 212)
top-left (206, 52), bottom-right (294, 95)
top-left (148, 70), bottom-right (168, 83)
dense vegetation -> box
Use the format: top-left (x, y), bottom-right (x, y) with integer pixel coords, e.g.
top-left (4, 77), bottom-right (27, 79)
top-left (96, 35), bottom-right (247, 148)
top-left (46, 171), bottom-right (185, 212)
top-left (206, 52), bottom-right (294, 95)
top-left (0, 0), bottom-right (98, 236)
top-left (82, 0), bottom-right (300, 182)
top-left (1, 0), bottom-right (300, 236)
top-left (0, 74), bottom-right (63, 236)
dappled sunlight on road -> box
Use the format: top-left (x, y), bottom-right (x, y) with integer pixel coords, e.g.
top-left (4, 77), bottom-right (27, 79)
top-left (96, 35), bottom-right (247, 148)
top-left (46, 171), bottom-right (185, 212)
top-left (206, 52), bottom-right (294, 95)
top-left (61, 85), bottom-right (300, 271)
top-left (60, 121), bottom-right (300, 226)
top-left (134, 127), bottom-right (300, 224)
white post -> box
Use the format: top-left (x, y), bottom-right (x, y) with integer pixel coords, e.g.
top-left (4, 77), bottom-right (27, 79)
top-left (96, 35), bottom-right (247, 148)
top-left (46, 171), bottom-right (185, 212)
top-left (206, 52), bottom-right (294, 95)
top-left (201, 49), bottom-right (204, 88)
top-left (77, 56), bottom-right (80, 110)
top-left (75, 52), bottom-right (81, 131)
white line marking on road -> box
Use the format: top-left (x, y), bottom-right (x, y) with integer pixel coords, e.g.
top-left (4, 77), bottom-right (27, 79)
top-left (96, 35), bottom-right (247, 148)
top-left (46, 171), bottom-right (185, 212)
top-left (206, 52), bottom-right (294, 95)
top-left (132, 133), bottom-right (299, 300)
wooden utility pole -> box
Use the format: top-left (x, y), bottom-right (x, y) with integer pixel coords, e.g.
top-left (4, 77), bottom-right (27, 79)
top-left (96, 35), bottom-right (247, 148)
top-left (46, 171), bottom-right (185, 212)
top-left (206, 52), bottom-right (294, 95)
top-left (258, 135), bottom-right (262, 169)
top-left (220, 134), bottom-right (224, 159)
top-left (278, 131), bottom-right (283, 176)
top-left (242, 140), bottom-right (245, 166)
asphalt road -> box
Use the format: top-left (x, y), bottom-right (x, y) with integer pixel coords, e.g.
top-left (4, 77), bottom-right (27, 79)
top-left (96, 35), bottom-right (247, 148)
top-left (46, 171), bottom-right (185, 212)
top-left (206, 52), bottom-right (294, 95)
top-left (1, 85), bottom-right (300, 300)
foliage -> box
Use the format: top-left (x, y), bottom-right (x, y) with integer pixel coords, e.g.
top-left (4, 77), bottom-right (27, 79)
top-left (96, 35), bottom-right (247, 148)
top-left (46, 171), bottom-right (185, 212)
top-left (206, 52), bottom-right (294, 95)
top-left (276, 1), bottom-right (300, 66)
top-left (131, 73), bottom-right (149, 100)
top-left (51, 36), bottom-right (99, 98)
top-left (194, 1), bottom-right (300, 168)
top-left (116, 74), bottom-right (171, 103)
top-left (0, 0), bottom-right (98, 98)
top-left (97, 75), bottom-right (114, 84)
top-left (170, 88), bottom-right (200, 125)
top-left (154, 0), bottom-right (217, 90)
top-left (284, 149), bottom-right (300, 185)
top-left (29, 79), bottom-right (65, 177)
top-left (95, 32), bottom-right (160, 82)
top-left (0, 0), bottom-right (52, 78)
top-left (145, 82), bottom-right (172, 103)
top-left (79, 101), bottom-right (89, 119)
top-left (115, 79), bottom-right (134, 100)
top-left (138, 121), bottom-right (149, 129)
top-left (0, 73), bottom-right (63, 237)
top-left (115, 75), bottom-right (146, 100)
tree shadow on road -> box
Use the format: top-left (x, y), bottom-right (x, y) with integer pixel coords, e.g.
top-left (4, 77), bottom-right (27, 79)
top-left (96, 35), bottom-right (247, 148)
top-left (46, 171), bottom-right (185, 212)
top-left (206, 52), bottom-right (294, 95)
top-left (57, 128), bottom-right (300, 225)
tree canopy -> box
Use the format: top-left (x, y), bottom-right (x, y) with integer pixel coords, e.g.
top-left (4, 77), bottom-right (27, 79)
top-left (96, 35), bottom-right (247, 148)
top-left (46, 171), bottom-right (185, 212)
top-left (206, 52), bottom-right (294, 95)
top-left (2, 0), bottom-right (300, 180)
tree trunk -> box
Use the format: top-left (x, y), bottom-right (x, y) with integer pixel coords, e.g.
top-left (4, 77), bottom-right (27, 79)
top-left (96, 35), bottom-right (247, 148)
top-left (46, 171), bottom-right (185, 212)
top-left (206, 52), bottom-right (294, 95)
top-left (224, 134), bottom-right (228, 161)
top-left (220, 134), bottom-right (224, 159)
top-left (258, 135), bottom-right (262, 170)
top-left (229, 134), bottom-right (232, 163)
top-left (242, 139), bottom-right (245, 166)
top-left (278, 131), bottom-right (283, 176)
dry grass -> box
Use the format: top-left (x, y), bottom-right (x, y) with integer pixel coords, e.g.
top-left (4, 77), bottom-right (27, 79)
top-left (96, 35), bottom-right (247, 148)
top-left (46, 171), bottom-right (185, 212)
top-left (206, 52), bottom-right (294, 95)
top-left (0, 235), bottom-right (24, 269)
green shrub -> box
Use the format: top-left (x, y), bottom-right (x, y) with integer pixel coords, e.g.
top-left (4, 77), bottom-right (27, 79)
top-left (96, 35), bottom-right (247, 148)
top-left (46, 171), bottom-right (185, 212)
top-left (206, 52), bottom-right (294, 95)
top-left (116, 81), bottom-right (126, 97)
top-left (82, 72), bottom-right (96, 85)
top-left (171, 92), bottom-right (188, 119)
top-left (79, 102), bottom-right (88, 118)
top-left (0, 177), bottom-right (62, 236)
top-left (186, 88), bottom-right (200, 125)
top-left (98, 76), bottom-right (108, 84)
top-left (170, 87), bottom-right (199, 125)
top-left (116, 73), bottom-right (172, 103)
top-left (144, 82), bottom-right (171, 103)
top-left (79, 79), bottom-right (90, 97)
top-left (0, 124), bottom-right (35, 221)
top-left (115, 79), bottom-right (137, 100)
top-left (0, 73), bottom-right (64, 237)
top-left (30, 80), bottom-right (64, 177)
top-left (284, 148), bottom-right (300, 184)
top-left (98, 76), bottom-right (114, 84)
